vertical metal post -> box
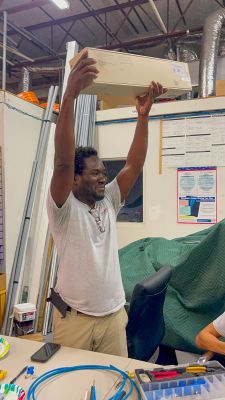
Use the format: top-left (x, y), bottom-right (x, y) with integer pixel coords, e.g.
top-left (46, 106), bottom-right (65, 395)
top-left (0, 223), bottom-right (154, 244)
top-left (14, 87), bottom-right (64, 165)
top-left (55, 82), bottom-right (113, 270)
top-left (2, 11), bottom-right (7, 90)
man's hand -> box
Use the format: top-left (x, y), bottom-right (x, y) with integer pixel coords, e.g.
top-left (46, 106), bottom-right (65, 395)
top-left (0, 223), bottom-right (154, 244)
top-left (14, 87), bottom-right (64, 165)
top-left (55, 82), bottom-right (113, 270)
top-left (65, 48), bottom-right (99, 100)
top-left (136, 81), bottom-right (165, 117)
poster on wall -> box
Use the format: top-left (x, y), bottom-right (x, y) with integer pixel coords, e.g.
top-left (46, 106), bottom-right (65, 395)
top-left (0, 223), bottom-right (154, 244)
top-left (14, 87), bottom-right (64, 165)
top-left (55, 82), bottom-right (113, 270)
top-left (177, 167), bottom-right (217, 224)
top-left (161, 115), bottom-right (225, 171)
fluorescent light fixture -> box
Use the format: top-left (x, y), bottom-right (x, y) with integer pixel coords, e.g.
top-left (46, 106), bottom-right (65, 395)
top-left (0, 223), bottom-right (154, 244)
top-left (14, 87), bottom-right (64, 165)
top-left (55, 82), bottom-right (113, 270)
top-left (51, 0), bottom-right (70, 9)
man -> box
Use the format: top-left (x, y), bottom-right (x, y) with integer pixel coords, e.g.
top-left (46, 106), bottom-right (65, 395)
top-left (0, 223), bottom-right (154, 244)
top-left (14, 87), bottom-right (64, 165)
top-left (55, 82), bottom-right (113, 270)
top-left (47, 48), bottom-right (164, 356)
top-left (196, 312), bottom-right (225, 357)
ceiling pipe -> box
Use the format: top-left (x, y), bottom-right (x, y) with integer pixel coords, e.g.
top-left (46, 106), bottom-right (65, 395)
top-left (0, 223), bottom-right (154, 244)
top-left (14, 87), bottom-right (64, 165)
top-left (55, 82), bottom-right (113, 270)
top-left (27, 66), bottom-right (63, 72)
top-left (11, 26), bottom-right (203, 69)
top-left (12, 54), bottom-right (66, 69)
top-left (0, 55), bottom-right (14, 66)
top-left (0, 43), bottom-right (34, 61)
top-left (147, 0), bottom-right (167, 33)
top-left (103, 26), bottom-right (202, 50)
top-left (199, 8), bottom-right (225, 98)
top-left (0, 17), bottom-right (62, 59)
top-left (0, 29), bottom-right (17, 46)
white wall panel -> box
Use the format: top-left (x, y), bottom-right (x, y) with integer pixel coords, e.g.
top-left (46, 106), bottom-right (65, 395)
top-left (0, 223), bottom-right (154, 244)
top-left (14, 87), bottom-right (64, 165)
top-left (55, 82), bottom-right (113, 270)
top-left (1, 91), bottom-right (44, 285)
top-left (96, 97), bottom-right (225, 248)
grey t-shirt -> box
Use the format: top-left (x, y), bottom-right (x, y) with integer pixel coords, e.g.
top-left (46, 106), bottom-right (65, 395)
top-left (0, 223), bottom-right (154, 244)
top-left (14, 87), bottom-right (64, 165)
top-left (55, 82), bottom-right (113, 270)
top-left (47, 178), bottom-right (126, 316)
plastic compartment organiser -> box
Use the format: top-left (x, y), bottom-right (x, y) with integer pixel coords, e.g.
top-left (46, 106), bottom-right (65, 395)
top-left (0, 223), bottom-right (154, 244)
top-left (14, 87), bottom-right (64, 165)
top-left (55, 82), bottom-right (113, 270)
top-left (135, 362), bottom-right (225, 399)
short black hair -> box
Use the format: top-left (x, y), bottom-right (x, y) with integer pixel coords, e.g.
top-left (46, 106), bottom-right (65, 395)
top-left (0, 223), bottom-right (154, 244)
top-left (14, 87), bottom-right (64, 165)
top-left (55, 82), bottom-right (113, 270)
top-left (75, 146), bottom-right (98, 175)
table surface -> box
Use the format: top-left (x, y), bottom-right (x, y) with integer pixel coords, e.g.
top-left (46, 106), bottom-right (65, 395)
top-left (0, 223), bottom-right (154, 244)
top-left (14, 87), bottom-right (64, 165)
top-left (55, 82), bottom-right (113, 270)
top-left (0, 335), bottom-right (156, 399)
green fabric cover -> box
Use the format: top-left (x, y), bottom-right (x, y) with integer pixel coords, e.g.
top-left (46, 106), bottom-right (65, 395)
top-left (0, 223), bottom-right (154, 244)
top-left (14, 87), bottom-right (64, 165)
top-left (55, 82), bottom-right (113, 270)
top-left (119, 219), bottom-right (225, 353)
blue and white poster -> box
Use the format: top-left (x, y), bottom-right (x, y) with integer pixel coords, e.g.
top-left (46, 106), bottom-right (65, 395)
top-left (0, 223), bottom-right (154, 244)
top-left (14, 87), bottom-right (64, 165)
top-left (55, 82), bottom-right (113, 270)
top-left (177, 167), bottom-right (217, 224)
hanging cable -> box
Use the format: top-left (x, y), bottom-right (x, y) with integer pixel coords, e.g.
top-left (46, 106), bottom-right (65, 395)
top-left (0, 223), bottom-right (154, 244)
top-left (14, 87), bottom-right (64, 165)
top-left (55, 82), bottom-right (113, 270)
top-left (27, 364), bottom-right (142, 400)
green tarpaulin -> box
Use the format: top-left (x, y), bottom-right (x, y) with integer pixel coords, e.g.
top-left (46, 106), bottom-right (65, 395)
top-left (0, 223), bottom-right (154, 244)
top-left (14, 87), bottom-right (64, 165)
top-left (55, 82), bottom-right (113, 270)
top-left (119, 220), bottom-right (225, 353)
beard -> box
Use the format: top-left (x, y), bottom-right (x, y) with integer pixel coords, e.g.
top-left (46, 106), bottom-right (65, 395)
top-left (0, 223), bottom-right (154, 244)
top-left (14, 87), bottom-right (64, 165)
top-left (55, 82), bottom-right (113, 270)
top-left (93, 192), bottom-right (105, 201)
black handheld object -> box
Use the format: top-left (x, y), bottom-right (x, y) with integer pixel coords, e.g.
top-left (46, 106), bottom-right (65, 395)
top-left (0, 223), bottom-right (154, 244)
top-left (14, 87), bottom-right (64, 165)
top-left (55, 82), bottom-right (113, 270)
top-left (47, 288), bottom-right (68, 318)
top-left (31, 342), bottom-right (61, 363)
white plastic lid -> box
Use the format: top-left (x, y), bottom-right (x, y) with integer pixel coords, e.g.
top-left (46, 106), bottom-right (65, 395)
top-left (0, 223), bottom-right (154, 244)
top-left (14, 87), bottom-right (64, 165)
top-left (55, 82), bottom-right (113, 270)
top-left (13, 303), bottom-right (36, 313)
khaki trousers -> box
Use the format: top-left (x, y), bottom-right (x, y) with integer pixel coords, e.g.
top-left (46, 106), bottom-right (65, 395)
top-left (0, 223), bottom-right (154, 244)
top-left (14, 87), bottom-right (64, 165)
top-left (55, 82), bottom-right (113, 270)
top-left (52, 307), bottom-right (128, 357)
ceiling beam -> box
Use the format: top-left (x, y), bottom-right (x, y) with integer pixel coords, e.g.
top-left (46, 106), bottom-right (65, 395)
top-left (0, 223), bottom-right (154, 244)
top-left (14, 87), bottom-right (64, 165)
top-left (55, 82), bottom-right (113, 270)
top-left (11, 25), bottom-right (203, 68)
top-left (2, 17), bottom-right (63, 58)
top-left (10, 54), bottom-right (66, 69)
top-left (137, 4), bottom-right (164, 32)
top-left (102, 26), bottom-right (203, 50)
top-left (109, 7), bottom-right (133, 46)
top-left (175, 0), bottom-right (187, 27)
top-left (131, 6), bottom-right (148, 32)
top-left (39, 6), bottom-right (83, 47)
top-left (171, 0), bottom-right (195, 33)
top-left (1, 0), bottom-right (49, 14)
top-left (79, 0), bottom-right (124, 47)
top-left (167, 0), bottom-right (170, 32)
top-left (113, 0), bottom-right (139, 34)
top-left (23, 0), bottom-right (150, 31)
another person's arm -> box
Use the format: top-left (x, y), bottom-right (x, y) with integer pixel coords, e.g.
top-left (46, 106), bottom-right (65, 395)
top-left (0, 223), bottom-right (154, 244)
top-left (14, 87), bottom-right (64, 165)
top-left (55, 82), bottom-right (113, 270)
top-left (196, 319), bottom-right (225, 355)
top-left (50, 49), bottom-right (98, 207)
top-left (116, 81), bottom-right (164, 202)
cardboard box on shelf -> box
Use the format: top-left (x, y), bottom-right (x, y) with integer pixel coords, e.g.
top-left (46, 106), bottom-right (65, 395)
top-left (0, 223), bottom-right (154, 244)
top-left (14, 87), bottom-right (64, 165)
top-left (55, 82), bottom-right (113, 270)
top-left (0, 273), bottom-right (6, 291)
top-left (216, 80), bottom-right (225, 96)
top-left (70, 48), bottom-right (192, 99)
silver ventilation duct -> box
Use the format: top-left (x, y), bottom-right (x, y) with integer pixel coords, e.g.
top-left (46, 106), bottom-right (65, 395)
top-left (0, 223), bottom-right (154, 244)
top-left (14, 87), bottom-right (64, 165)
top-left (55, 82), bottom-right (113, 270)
top-left (176, 44), bottom-right (198, 62)
top-left (199, 8), bottom-right (225, 98)
top-left (167, 48), bottom-right (177, 61)
top-left (165, 34), bottom-right (199, 62)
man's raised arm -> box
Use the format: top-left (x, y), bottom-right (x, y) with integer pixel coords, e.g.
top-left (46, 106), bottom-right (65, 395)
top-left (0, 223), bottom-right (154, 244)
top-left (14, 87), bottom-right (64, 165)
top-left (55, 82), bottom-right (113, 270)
top-left (116, 81), bottom-right (164, 202)
top-left (50, 49), bottom-right (99, 207)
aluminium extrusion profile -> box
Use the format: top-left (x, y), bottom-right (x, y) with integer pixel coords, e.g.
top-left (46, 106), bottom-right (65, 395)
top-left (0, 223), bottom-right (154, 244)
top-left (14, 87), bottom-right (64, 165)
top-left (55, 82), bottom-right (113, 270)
top-left (33, 228), bottom-right (52, 333)
top-left (42, 246), bottom-right (58, 336)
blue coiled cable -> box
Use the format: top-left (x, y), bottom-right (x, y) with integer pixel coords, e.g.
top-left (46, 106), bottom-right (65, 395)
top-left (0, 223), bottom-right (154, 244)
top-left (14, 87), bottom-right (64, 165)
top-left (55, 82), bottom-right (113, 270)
top-left (27, 364), bottom-right (142, 400)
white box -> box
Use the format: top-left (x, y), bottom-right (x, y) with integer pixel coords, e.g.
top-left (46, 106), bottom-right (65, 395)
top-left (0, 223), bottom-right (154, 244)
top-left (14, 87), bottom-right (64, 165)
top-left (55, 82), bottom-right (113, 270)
top-left (13, 303), bottom-right (36, 322)
top-left (70, 48), bottom-right (192, 99)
